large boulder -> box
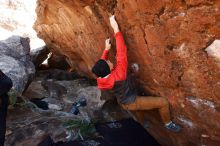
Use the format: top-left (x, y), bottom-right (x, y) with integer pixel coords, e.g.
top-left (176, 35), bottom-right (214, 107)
top-left (0, 36), bottom-right (35, 94)
top-left (5, 107), bottom-right (71, 146)
top-left (34, 0), bottom-right (220, 145)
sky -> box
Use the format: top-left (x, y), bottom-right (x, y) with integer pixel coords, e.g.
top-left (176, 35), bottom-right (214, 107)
top-left (0, 0), bottom-right (45, 49)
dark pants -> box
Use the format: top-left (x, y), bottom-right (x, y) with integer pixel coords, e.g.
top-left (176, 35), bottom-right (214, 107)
top-left (0, 71), bottom-right (13, 146)
top-left (0, 93), bottom-right (9, 146)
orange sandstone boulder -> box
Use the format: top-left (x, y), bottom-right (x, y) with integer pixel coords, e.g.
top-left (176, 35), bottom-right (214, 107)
top-left (34, 0), bottom-right (220, 145)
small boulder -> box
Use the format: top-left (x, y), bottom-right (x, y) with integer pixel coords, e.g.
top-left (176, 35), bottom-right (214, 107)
top-left (30, 46), bottom-right (50, 67)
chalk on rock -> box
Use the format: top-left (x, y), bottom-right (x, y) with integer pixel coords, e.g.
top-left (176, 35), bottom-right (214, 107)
top-left (131, 63), bottom-right (139, 73)
top-left (48, 103), bottom-right (62, 110)
top-left (205, 40), bottom-right (220, 62)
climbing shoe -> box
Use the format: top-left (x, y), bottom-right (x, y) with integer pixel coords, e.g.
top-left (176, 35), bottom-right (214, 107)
top-left (165, 121), bottom-right (181, 132)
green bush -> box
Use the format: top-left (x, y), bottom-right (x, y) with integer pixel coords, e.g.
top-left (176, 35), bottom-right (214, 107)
top-left (8, 90), bottom-right (19, 106)
top-left (63, 119), bottom-right (96, 137)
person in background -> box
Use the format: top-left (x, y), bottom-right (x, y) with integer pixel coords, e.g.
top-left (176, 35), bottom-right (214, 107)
top-left (92, 15), bottom-right (181, 132)
top-left (0, 70), bottom-right (13, 146)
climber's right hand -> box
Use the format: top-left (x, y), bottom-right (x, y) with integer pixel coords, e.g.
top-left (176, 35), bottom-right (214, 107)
top-left (105, 38), bottom-right (111, 51)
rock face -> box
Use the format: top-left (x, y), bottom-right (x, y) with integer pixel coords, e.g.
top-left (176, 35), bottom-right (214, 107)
top-left (34, 0), bottom-right (220, 146)
top-left (0, 36), bottom-right (35, 94)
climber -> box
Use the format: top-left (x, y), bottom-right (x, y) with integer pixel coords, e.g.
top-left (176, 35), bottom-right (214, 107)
top-left (92, 15), bottom-right (181, 132)
top-left (0, 70), bottom-right (13, 146)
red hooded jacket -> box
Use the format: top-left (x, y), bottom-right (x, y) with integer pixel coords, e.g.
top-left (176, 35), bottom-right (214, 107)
top-left (97, 32), bottom-right (128, 90)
